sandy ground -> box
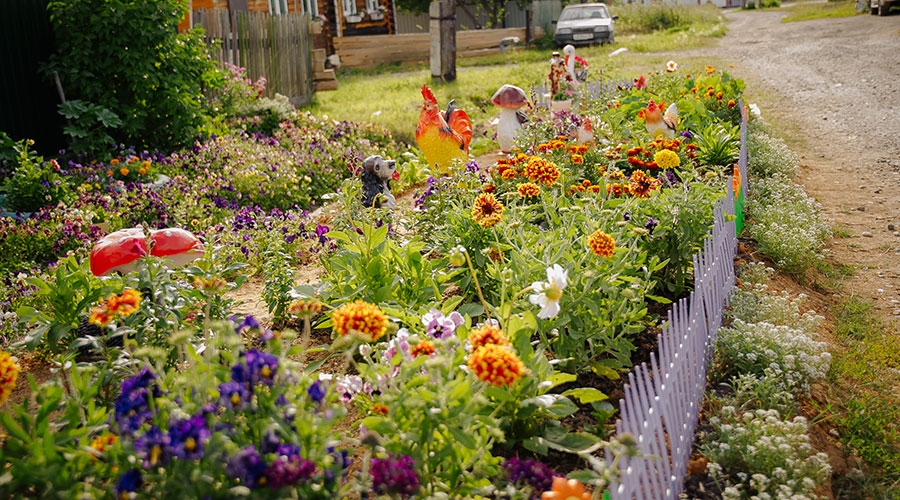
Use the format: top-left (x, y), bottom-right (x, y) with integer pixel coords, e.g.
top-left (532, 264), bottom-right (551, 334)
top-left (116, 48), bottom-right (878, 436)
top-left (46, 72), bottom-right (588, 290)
top-left (683, 9), bottom-right (900, 320)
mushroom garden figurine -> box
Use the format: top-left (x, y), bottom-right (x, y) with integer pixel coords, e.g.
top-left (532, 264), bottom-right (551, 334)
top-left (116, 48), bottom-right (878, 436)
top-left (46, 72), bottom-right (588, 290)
top-left (148, 228), bottom-right (205, 268)
top-left (491, 84), bottom-right (529, 153)
top-left (90, 227), bottom-right (149, 276)
top-left (359, 155), bottom-right (399, 209)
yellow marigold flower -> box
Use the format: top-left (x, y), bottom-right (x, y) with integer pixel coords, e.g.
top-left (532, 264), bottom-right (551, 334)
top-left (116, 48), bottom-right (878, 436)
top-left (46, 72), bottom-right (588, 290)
top-left (517, 182), bottom-right (540, 198)
top-left (288, 299), bottom-right (322, 319)
top-left (588, 230), bottom-right (615, 258)
top-left (0, 351), bottom-right (21, 406)
top-left (654, 149), bottom-right (681, 170)
top-left (570, 154), bottom-right (584, 165)
top-left (523, 157), bottom-right (560, 187)
top-left (471, 193), bottom-right (504, 228)
top-left (142, 160), bottom-right (151, 168)
top-left (468, 324), bottom-right (510, 350)
top-left (501, 168), bottom-right (518, 180)
top-left (120, 167), bottom-right (129, 176)
top-left (332, 300), bottom-right (389, 342)
top-left (467, 345), bottom-right (526, 387)
top-left (139, 168), bottom-right (147, 175)
top-left (411, 340), bottom-right (435, 358)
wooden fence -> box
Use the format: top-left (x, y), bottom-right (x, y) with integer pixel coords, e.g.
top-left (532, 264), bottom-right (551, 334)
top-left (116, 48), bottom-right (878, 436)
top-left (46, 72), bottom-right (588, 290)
top-left (193, 9), bottom-right (314, 106)
top-left (333, 27), bottom-right (543, 68)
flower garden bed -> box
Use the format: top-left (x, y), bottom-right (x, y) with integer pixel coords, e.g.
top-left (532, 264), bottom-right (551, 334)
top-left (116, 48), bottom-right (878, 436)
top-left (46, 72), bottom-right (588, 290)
top-left (0, 64), bottom-right (757, 498)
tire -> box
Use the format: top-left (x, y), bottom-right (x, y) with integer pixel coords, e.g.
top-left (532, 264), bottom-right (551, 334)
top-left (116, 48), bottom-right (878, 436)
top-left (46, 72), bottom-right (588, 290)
top-left (878, 2), bottom-right (889, 14)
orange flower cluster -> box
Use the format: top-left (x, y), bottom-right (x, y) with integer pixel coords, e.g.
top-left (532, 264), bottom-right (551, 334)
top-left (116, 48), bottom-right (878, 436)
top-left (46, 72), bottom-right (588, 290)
top-left (523, 157), bottom-right (560, 187)
top-left (0, 351), bottom-right (21, 406)
top-left (606, 182), bottom-right (626, 197)
top-left (541, 477), bottom-right (591, 500)
top-left (411, 340), bottom-right (435, 358)
top-left (568, 179), bottom-right (602, 195)
top-left (89, 289), bottom-right (142, 327)
top-left (288, 299), bottom-right (322, 319)
top-left (517, 182), bottom-right (541, 198)
top-left (588, 230), bottom-right (616, 258)
top-left (370, 402), bottom-right (389, 415)
top-left (567, 144), bottom-right (589, 154)
top-left (625, 146), bottom-right (658, 170)
top-left (467, 344), bottom-right (526, 387)
top-left (332, 300), bottom-right (389, 342)
top-left (468, 324), bottom-right (510, 350)
top-left (472, 193), bottom-right (504, 228)
top-left (537, 139), bottom-right (566, 152)
top-left (90, 433), bottom-right (119, 454)
top-left (628, 170), bottom-right (662, 199)
top-left (570, 154), bottom-right (584, 165)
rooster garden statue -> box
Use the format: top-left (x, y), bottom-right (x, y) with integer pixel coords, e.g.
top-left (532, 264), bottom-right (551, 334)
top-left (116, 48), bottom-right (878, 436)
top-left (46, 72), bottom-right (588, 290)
top-left (643, 99), bottom-right (679, 139)
top-left (416, 84), bottom-right (472, 175)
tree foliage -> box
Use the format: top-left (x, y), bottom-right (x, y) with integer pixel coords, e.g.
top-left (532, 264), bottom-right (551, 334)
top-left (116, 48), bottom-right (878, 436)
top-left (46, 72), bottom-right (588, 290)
top-left (45, 0), bottom-right (223, 153)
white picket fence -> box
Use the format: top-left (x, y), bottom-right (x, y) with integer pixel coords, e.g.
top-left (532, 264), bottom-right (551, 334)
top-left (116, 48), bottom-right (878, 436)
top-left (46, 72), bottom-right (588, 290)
top-left (530, 90), bottom-right (748, 498)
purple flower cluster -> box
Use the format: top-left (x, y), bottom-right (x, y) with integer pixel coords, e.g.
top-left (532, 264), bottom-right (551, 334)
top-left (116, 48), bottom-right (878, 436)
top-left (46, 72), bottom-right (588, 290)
top-left (420, 309), bottom-right (463, 340)
top-left (503, 457), bottom-right (557, 498)
top-left (114, 367), bottom-right (161, 435)
top-left (265, 444), bottom-right (316, 488)
top-left (370, 453), bottom-right (419, 497)
top-left (231, 349), bottom-right (279, 388)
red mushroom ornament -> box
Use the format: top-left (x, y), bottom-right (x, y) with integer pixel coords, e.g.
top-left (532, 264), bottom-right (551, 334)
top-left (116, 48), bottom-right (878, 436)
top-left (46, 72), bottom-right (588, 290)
top-left (90, 227), bottom-right (149, 276)
top-left (149, 228), bottom-right (204, 268)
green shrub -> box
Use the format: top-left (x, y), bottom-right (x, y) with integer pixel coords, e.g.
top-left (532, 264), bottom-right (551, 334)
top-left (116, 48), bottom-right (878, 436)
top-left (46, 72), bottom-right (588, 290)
top-left (616, 4), bottom-right (723, 34)
top-left (46, 0), bottom-right (222, 152)
top-left (2, 139), bottom-right (69, 212)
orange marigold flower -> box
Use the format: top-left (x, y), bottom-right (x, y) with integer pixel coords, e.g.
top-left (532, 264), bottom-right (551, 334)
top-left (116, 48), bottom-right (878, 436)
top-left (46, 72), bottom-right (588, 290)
top-left (556, 135), bottom-right (567, 142)
top-left (581, 179), bottom-right (592, 187)
top-left (705, 65), bottom-right (715, 74)
top-left (589, 185), bottom-right (601, 193)
top-left (411, 340), bottom-right (435, 358)
top-left (110, 159), bottom-right (120, 165)
top-left (537, 143), bottom-right (552, 152)
top-left (468, 324), bottom-right (510, 350)
top-left (114, 289), bottom-right (142, 317)
top-left (472, 193), bottom-right (504, 228)
top-left (541, 477), bottom-right (591, 500)
top-left (628, 170), bottom-right (661, 198)
top-left (332, 300), bottom-right (389, 342)
top-left (550, 140), bottom-right (566, 150)
top-left (141, 160), bottom-right (151, 168)
top-left (483, 184), bottom-right (496, 193)
top-left (501, 168), bottom-right (518, 180)
top-left (517, 182), bottom-right (540, 198)
top-left (370, 402), bottom-right (389, 415)
top-left (608, 171), bottom-right (625, 180)
top-left (496, 158), bottom-right (509, 165)
top-left (106, 170), bottom-right (114, 176)
top-left (90, 433), bottom-right (119, 454)
top-left (523, 157), bottom-right (560, 186)
top-left (0, 351), bottom-right (21, 406)
top-left (727, 99), bottom-right (736, 108)
top-left (467, 345), bottom-right (526, 387)
top-left (138, 168), bottom-right (147, 175)
top-left (288, 299), bottom-right (322, 319)
top-left (570, 154), bottom-right (584, 165)
top-left (120, 167), bottom-right (130, 176)
top-left (568, 145), bottom-right (578, 153)
top-left (588, 230), bottom-right (615, 258)
top-left (89, 304), bottom-right (114, 327)
top-left (716, 91), bottom-right (724, 100)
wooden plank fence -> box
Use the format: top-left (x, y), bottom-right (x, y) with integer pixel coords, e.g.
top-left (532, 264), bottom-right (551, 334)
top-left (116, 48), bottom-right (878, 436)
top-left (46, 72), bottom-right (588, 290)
top-left (193, 9), bottom-right (314, 106)
top-left (566, 96), bottom-right (745, 498)
top-left (333, 27), bottom-right (543, 68)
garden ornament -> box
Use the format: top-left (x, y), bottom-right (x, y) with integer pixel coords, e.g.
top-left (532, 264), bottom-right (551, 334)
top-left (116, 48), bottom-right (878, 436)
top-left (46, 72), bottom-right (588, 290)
top-left (577, 117), bottom-right (594, 145)
top-left (416, 84), bottom-right (472, 175)
top-left (644, 99), bottom-right (679, 139)
top-left (491, 84), bottom-right (529, 153)
top-left (563, 45), bottom-right (588, 84)
top-left (359, 155), bottom-right (399, 209)
top-left (148, 228), bottom-right (205, 268)
top-left (89, 227), bottom-right (148, 276)
top-left (89, 227), bottom-right (204, 276)
top-left (548, 51), bottom-right (566, 97)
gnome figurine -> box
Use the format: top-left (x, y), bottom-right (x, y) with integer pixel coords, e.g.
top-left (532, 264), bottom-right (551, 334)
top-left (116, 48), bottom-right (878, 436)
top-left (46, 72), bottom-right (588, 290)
top-left (360, 155), bottom-right (399, 209)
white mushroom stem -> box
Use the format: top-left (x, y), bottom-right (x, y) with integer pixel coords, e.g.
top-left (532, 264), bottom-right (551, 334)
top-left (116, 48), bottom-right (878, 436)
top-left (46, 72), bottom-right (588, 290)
top-left (497, 107), bottom-right (523, 153)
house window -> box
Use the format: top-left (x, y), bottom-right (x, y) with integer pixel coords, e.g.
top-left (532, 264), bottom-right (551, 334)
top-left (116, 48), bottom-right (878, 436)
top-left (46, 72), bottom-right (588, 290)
top-left (342, 0), bottom-right (357, 16)
top-left (269, 0), bottom-right (288, 14)
top-left (302, 0), bottom-right (318, 17)
top-left (365, 0), bottom-right (380, 13)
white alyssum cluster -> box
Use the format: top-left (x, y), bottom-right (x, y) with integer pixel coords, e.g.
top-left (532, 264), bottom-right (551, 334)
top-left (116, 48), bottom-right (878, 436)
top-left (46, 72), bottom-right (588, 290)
top-left (728, 265), bottom-right (823, 332)
top-left (748, 129), bottom-right (799, 179)
top-left (718, 319), bottom-right (830, 394)
top-left (705, 407), bottom-right (830, 500)
top-left (747, 174), bottom-right (831, 273)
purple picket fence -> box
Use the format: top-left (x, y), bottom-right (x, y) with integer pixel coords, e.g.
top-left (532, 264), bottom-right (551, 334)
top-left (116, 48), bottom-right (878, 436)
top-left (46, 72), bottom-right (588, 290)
top-left (532, 78), bottom-right (634, 107)
top-left (597, 98), bottom-right (749, 498)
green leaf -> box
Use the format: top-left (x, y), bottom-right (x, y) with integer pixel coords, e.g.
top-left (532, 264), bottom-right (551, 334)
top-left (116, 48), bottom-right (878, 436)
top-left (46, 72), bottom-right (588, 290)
top-left (589, 361), bottom-right (621, 380)
top-left (0, 412), bottom-right (29, 443)
top-left (546, 372), bottom-right (577, 388)
top-left (522, 436), bottom-right (548, 455)
top-left (645, 294), bottom-right (672, 304)
top-left (563, 388), bottom-right (609, 404)
top-left (458, 303), bottom-right (484, 318)
top-left (546, 432), bottom-right (602, 453)
top-left (484, 385), bottom-right (515, 402)
top-left (447, 426), bottom-right (476, 450)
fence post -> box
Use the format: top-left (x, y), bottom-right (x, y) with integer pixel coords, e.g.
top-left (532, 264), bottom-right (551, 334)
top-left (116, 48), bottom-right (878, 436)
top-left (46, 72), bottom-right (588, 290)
top-left (430, 0), bottom-right (457, 82)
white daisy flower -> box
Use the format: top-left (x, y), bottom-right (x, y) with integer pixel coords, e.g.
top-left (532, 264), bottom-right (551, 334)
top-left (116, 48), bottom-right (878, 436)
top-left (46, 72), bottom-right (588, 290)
top-left (666, 60), bottom-right (678, 72)
top-left (529, 264), bottom-right (568, 319)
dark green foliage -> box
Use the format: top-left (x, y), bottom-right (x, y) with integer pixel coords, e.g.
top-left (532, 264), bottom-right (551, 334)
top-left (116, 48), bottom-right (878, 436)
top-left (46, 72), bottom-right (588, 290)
top-left (45, 0), bottom-right (223, 152)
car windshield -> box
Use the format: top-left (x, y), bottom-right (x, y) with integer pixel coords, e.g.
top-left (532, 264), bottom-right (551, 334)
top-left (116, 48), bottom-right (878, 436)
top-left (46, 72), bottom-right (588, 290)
top-left (559, 6), bottom-right (610, 21)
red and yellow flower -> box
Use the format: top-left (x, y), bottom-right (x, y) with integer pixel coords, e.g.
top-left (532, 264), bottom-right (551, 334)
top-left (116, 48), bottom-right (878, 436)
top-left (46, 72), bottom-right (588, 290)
top-left (332, 300), bottom-right (389, 342)
top-left (517, 182), bottom-right (541, 198)
top-left (588, 230), bottom-right (615, 258)
top-left (468, 324), bottom-right (510, 350)
top-left (467, 344), bottom-right (526, 387)
top-left (0, 351), bottom-right (21, 405)
top-left (411, 340), bottom-right (435, 358)
top-left (471, 193), bottom-right (504, 228)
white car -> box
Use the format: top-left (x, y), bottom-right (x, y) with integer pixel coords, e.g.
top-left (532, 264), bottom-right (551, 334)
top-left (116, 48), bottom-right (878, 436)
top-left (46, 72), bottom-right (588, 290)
top-left (553, 3), bottom-right (617, 48)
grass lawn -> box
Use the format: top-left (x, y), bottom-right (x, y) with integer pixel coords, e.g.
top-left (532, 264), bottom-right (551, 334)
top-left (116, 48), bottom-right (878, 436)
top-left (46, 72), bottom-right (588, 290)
top-left (307, 5), bottom-right (726, 143)
top-left (781, 0), bottom-right (861, 22)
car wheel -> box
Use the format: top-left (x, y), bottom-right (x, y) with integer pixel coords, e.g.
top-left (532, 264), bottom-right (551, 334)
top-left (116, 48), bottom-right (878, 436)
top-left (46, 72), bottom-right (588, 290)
top-left (608, 34), bottom-right (614, 44)
top-left (878, 2), bottom-right (889, 14)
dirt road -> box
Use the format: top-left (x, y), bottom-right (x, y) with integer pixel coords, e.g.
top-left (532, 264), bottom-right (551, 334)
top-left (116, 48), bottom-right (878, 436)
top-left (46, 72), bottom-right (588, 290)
top-left (696, 9), bottom-right (900, 320)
